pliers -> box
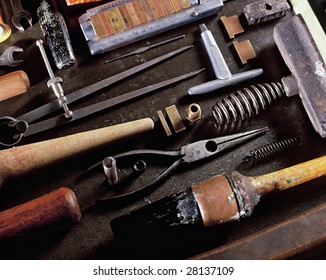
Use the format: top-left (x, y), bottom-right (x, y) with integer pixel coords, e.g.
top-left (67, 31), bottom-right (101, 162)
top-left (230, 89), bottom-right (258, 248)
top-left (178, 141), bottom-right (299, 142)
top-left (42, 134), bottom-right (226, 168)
top-left (96, 127), bottom-right (268, 204)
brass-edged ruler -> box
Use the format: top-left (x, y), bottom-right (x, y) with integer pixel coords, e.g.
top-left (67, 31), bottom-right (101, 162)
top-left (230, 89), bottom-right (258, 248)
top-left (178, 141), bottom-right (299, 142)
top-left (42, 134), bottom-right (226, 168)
top-left (79, 0), bottom-right (223, 54)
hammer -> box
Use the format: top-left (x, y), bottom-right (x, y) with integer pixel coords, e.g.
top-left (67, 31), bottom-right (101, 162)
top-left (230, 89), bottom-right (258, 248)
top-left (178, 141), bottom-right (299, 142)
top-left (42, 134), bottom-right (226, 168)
top-left (273, 15), bottom-right (326, 138)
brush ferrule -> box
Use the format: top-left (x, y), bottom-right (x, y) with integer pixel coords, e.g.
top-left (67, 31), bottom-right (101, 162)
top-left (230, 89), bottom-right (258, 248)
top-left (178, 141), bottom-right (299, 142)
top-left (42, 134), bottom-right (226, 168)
top-left (192, 174), bottom-right (240, 227)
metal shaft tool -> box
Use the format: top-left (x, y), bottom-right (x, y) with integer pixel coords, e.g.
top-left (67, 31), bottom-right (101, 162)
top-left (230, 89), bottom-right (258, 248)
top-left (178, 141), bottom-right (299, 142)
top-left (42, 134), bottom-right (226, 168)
top-left (36, 39), bottom-right (73, 119)
top-left (105, 34), bottom-right (186, 63)
top-left (0, 45), bottom-right (192, 147)
top-left (21, 68), bottom-right (203, 137)
top-left (188, 24), bottom-right (263, 95)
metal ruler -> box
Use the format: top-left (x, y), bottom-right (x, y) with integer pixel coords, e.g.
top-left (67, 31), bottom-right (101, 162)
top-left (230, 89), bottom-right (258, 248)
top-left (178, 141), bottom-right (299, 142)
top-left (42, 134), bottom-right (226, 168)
top-left (79, 0), bottom-right (223, 54)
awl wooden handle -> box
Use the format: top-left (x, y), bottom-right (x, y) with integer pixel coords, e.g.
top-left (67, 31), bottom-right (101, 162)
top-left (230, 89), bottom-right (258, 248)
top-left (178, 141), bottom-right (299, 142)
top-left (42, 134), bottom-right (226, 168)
top-left (0, 187), bottom-right (81, 239)
top-left (0, 118), bottom-right (154, 188)
top-left (0, 71), bottom-right (30, 102)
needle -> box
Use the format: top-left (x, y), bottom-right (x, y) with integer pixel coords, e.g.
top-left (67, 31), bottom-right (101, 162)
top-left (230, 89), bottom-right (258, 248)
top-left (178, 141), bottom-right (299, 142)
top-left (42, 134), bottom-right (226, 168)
top-left (105, 34), bottom-right (186, 63)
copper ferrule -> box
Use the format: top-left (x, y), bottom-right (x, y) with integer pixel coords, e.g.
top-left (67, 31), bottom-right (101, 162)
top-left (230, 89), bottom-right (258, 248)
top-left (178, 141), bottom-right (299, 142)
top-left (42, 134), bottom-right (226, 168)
top-left (192, 174), bottom-right (240, 227)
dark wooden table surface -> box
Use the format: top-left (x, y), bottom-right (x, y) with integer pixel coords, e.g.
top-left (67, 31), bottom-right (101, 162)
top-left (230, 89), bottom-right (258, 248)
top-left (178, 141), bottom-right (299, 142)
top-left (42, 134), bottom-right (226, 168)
top-left (0, 0), bottom-right (325, 259)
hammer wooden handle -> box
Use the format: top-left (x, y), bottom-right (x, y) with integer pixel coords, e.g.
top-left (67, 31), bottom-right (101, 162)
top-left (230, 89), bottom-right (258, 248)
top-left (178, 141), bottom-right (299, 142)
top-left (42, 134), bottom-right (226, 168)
top-left (0, 118), bottom-right (154, 188)
top-left (0, 187), bottom-right (81, 239)
top-left (0, 71), bottom-right (30, 102)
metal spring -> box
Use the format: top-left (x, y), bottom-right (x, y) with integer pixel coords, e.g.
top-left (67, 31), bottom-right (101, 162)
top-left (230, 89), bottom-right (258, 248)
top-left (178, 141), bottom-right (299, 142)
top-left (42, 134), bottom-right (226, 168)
top-left (212, 82), bottom-right (285, 125)
top-left (243, 137), bottom-right (300, 165)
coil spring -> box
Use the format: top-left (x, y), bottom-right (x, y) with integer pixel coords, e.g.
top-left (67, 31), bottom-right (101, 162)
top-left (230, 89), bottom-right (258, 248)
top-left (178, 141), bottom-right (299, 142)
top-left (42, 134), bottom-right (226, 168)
top-left (243, 137), bottom-right (300, 165)
top-left (212, 82), bottom-right (285, 125)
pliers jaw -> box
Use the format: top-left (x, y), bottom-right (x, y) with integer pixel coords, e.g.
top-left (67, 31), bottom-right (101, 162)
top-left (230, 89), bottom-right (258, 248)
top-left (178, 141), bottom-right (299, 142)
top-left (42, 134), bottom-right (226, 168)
top-left (181, 127), bottom-right (269, 163)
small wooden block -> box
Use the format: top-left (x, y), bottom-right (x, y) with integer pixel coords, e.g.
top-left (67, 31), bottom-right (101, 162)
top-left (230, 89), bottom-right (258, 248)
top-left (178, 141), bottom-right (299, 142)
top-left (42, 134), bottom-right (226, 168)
top-left (233, 40), bottom-right (257, 64)
top-left (221, 15), bottom-right (244, 39)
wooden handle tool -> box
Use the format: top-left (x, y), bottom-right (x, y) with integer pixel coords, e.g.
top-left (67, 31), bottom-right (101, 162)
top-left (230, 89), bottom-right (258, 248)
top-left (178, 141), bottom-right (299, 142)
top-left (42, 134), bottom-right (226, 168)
top-left (0, 187), bottom-right (81, 239)
top-left (0, 70), bottom-right (30, 102)
top-left (0, 118), bottom-right (154, 188)
top-left (111, 155), bottom-right (326, 235)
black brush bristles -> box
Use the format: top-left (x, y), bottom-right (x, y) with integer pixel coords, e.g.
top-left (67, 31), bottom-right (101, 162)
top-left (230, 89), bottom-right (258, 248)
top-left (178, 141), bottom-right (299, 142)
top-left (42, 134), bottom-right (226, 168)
top-left (111, 189), bottom-right (203, 237)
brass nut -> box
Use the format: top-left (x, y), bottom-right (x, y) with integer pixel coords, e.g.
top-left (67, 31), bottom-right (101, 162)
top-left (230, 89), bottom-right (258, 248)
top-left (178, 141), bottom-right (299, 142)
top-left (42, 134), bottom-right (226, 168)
top-left (184, 103), bottom-right (202, 126)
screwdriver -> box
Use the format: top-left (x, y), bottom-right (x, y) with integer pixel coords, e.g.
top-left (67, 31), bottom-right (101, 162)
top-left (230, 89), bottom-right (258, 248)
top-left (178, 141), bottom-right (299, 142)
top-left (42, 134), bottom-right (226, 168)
top-left (37, 0), bottom-right (75, 69)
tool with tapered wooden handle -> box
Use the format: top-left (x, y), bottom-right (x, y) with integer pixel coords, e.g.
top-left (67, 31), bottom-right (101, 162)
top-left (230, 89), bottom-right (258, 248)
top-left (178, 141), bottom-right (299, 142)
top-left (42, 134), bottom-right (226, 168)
top-left (0, 70), bottom-right (30, 102)
top-left (112, 155), bottom-right (326, 233)
top-left (0, 118), bottom-right (154, 189)
top-left (0, 187), bottom-right (81, 239)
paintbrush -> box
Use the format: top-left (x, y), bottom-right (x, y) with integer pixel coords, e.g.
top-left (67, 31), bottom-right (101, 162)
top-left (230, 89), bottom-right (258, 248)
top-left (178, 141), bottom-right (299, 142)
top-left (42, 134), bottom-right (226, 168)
top-left (111, 155), bottom-right (326, 234)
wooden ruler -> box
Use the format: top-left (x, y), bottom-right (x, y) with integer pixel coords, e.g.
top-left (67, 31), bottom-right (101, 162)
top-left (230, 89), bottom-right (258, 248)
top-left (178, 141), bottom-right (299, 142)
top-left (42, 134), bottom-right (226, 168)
top-left (89, 0), bottom-right (192, 38)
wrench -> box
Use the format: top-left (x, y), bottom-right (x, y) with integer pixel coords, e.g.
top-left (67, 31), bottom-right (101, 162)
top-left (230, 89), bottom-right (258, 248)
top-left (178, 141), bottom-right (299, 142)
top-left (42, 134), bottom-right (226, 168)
top-left (0, 46), bottom-right (23, 67)
top-left (9, 0), bottom-right (32, 31)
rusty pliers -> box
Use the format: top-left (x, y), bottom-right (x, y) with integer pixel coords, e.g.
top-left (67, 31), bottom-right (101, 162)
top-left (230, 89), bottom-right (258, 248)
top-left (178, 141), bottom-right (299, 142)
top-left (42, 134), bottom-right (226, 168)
top-left (0, 46), bottom-right (23, 67)
top-left (96, 127), bottom-right (268, 204)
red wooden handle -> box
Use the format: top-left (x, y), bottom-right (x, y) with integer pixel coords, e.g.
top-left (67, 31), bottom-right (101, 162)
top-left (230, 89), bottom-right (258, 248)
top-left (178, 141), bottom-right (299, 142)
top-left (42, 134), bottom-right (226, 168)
top-left (0, 187), bottom-right (81, 239)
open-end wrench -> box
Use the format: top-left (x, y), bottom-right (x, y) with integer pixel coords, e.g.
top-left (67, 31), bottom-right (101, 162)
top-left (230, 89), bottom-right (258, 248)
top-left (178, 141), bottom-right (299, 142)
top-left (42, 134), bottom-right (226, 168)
top-left (0, 46), bottom-right (23, 67)
top-left (10, 0), bottom-right (32, 31)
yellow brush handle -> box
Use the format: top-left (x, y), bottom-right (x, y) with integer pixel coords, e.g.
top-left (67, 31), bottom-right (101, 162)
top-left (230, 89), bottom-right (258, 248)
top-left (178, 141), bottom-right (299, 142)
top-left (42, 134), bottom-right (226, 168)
top-left (253, 155), bottom-right (326, 196)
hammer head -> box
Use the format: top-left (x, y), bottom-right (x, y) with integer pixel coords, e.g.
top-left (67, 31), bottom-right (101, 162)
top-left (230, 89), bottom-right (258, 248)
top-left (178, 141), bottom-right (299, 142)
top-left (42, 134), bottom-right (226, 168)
top-left (273, 15), bottom-right (326, 138)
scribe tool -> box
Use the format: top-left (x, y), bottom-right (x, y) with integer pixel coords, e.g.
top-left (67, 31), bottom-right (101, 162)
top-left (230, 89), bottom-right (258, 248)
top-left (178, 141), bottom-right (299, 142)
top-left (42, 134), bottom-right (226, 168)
top-left (0, 45), bottom-right (193, 147)
top-left (105, 34), bottom-right (186, 63)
